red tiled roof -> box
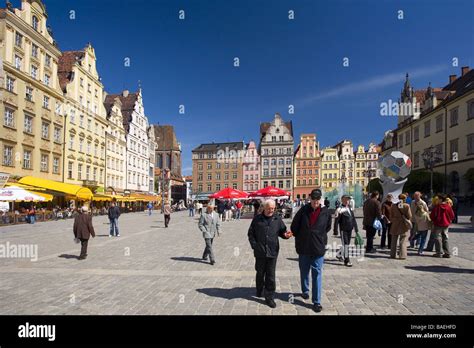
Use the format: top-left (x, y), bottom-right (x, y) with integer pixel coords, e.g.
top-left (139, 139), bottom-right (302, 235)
top-left (153, 125), bottom-right (180, 151)
top-left (58, 51), bottom-right (85, 92)
top-left (260, 121), bottom-right (293, 136)
top-left (106, 91), bottom-right (139, 132)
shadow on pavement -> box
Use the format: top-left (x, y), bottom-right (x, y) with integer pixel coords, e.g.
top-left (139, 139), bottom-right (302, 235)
top-left (171, 256), bottom-right (208, 264)
top-left (58, 254), bottom-right (79, 260)
top-left (405, 265), bottom-right (474, 274)
top-left (96, 234), bottom-right (111, 237)
top-left (196, 287), bottom-right (302, 305)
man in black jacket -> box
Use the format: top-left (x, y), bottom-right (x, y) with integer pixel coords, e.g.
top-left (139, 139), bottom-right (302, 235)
top-left (248, 199), bottom-right (292, 308)
top-left (290, 189), bottom-right (332, 313)
top-left (334, 195), bottom-right (358, 267)
top-left (108, 201), bottom-right (121, 237)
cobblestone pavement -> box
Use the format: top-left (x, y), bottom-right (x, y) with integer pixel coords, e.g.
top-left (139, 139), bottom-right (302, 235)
top-left (0, 209), bottom-right (473, 315)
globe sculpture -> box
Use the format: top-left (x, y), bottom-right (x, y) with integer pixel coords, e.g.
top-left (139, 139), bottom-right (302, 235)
top-left (378, 151), bottom-right (412, 203)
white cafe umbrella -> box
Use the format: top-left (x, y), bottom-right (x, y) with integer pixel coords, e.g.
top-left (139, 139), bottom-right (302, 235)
top-left (0, 186), bottom-right (46, 202)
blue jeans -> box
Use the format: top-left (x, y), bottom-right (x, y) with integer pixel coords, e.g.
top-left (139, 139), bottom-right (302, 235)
top-left (189, 208), bottom-right (194, 217)
top-left (148, 208), bottom-right (152, 216)
top-left (417, 230), bottom-right (428, 253)
top-left (29, 215), bottom-right (35, 224)
top-left (298, 254), bottom-right (324, 304)
top-left (109, 218), bottom-right (119, 236)
top-left (236, 209), bottom-right (241, 220)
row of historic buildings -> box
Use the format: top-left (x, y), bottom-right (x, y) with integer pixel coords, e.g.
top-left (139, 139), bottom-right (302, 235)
top-left (191, 113), bottom-right (379, 200)
top-left (0, 0), bottom-right (183, 199)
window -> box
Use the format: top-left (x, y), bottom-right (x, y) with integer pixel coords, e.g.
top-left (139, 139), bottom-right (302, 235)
top-left (436, 114), bottom-right (443, 133)
top-left (279, 158), bottom-right (284, 165)
top-left (78, 165), bottom-right (83, 180)
top-left (23, 150), bottom-right (32, 169)
top-left (80, 78), bottom-right (84, 87)
top-left (198, 184), bottom-right (203, 191)
top-left (207, 173), bottom-right (212, 181)
top-left (216, 172), bottom-right (221, 180)
top-left (31, 65), bottom-right (38, 79)
top-left (53, 157), bottom-right (59, 174)
top-left (467, 134), bottom-right (474, 155)
top-left (26, 87), bottom-right (33, 102)
top-left (424, 120), bottom-right (431, 137)
top-left (79, 115), bottom-right (84, 127)
top-left (198, 173), bottom-right (203, 181)
top-left (54, 127), bottom-right (61, 143)
top-left (450, 108), bottom-right (459, 126)
top-left (405, 130), bottom-right (411, 145)
top-left (232, 183), bottom-right (237, 189)
top-left (271, 168), bottom-right (276, 176)
top-left (279, 168), bottom-right (284, 176)
top-left (40, 154), bottom-right (48, 172)
top-left (224, 172), bottom-right (229, 180)
top-left (286, 168), bottom-right (291, 176)
top-left (15, 32), bottom-right (23, 47)
top-left (79, 138), bottom-right (84, 152)
top-left (272, 136), bottom-right (276, 142)
top-left (232, 172), bottom-right (237, 179)
top-left (94, 144), bottom-right (98, 157)
top-left (44, 74), bottom-right (50, 86)
top-left (464, 99), bottom-right (474, 120)
top-left (69, 134), bottom-right (74, 149)
top-left (70, 110), bottom-right (76, 124)
top-left (45, 55), bottom-right (51, 67)
top-left (32, 16), bottom-right (39, 31)
top-left (15, 55), bottom-right (22, 70)
top-left (67, 162), bottom-right (73, 179)
top-left (4, 108), bottom-right (15, 127)
top-left (414, 126), bottom-right (419, 142)
top-left (435, 143), bottom-right (443, 159)
top-left (279, 136), bottom-right (284, 142)
top-left (41, 122), bottom-right (49, 139)
top-left (207, 163), bottom-right (212, 170)
top-left (450, 139), bottom-right (459, 160)
top-left (93, 167), bottom-right (97, 181)
top-left (43, 96), bottom-right (49, 109)
top-left (32, 44), bottom-right (38, 58)
top-left (24, 115), bottom-right (33, 133)
top-left (87, 119), bottom-right (91, 131)
top-left (216, 163), bottom-right (221, 169)
top-left (6, 76), bottom-right (15, 93)
top-left (3, 145), bottom-right (13, 166)
top-left (55, 103), bottom-right (61, 115)
top-left (263, 159), bottom-right (269, 166)
top-left (263, 169), bottom-right (269, 177)
top-left (278, 180), bottom-right (283, 188)
top-left (86, 166), bottom-right (90, 180)
top-left (207, 183), bottom-right (212, 191)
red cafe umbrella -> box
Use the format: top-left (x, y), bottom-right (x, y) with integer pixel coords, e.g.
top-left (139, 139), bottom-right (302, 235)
top-left (209, 188), bottom-right (248, 199)
top-left (249, 186), bottom-right (291, 198)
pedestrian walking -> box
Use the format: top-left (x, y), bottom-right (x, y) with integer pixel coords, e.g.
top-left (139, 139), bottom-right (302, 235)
top-left (381, 194), bottom-right (393, 249)
top-left (73, 206), bottom-right (95, 260)
top-left (108, 201), bottom-right (121, 237)
top-left (334, 195), bottom-right (358, 267)
top-left (147, 202), bottom-right (153, 216)
top-left (389, 194), bottom-right (412, 260)
top-left (196, 201), bottom-right (203, 216)
top-left (217, 200), bottom-right (226, 222)
top-left (430, 194), bottom-right (454, 258)
top-left (199, 204), bottom-right (221, 265)
top-left (28, 205), bottom-right (36, 224)
top-left (324, 197), bottom-right (330, 208)
top-left (413, 199), bottom-right (431, 255)
top-left (188, 201), bottom-right (195, 217)
top-left (248, 199), bottom-right (292, 308)
top-left (290, 189), bottom-right (332, 313)
top-left (362, 191), bottom-right (382, 253)
top-left (164, 201), bottom-right (172, 228)
top-left (235, 200), bottom-right (243, 220)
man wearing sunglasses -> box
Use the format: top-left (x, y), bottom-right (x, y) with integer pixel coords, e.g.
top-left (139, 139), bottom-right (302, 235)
top-left (290, 189), bottom-right (332, 313)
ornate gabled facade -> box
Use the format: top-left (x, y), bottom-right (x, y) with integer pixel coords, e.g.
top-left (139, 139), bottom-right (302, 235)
top-left (259, 113), bottom-right (294, 193)
top-left (294, 134), bottom-right (320, 200)
top-left (107, 89), bottom-right (150, 193)
top-left (1, 0), bottom-right (65, 180)
top-left (243, 140), bottom-right (260, 192)
top-left (59, 44), bottom-right (107, 191)
top-left (104, 94), bottom-right (126, 192)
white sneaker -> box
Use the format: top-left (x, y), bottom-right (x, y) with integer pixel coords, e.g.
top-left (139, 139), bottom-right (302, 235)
top-left (116, 234), bottom-right (120, 237)
top-left (109, 235), bottom-right (112, 238)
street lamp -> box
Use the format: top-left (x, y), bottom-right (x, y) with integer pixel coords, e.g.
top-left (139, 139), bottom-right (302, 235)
top-left (363, 168), bottom-right (376, 195)
top-left (422, 145), bottom-right (442, 198)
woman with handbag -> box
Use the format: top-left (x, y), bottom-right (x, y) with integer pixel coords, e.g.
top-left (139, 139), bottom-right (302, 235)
top-left (389, 194), bottom-right (412, 260)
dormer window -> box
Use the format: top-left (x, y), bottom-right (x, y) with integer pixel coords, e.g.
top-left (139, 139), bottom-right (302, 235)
top-left (32, 16), bottom-right (39, 31)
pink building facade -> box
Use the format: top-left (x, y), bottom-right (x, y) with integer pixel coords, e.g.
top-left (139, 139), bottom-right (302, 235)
top-left (243, 141), bottom-right (260, 192)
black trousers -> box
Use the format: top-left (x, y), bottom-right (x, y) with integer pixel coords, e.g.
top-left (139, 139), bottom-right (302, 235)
top-left (381, 222), bottom-right (392, 249)
top-left (80, 238), bottom-right (88, 258)
top-left (365, 226), bottom-right (376, 251)
top-left (339, 230), bottom-right (352, 263)
top-left (255, 257), bottom-right (277, 299)
top-left (164, 214), bottom-right (170, 227)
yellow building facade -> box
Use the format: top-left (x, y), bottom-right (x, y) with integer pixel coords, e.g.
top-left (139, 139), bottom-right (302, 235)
top-left (1, 0), bottom-right (65, 180)
top-left (320, 147), bottom-right (339, 190)
top-left (58, 44), bottom-right (107, 191)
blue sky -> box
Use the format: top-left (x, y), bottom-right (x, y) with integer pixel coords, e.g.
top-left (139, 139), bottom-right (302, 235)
top-left (21, 0), bottom-right (473, 175)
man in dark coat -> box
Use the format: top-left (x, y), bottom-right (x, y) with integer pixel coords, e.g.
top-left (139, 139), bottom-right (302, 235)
top-left (73, 206), bottom-right (95, 260)
top-left (290, 189), bottom-right (332, 313)
top-left (362, 191), bottom-right (382, 253)
top-left (248, 199), bottom-right (292, 308)
top-left (108, 201), bottom-right (121, 237)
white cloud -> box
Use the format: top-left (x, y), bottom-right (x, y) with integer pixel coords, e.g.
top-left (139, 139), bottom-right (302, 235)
top-left (300, 65), bottom-right (447, 105)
